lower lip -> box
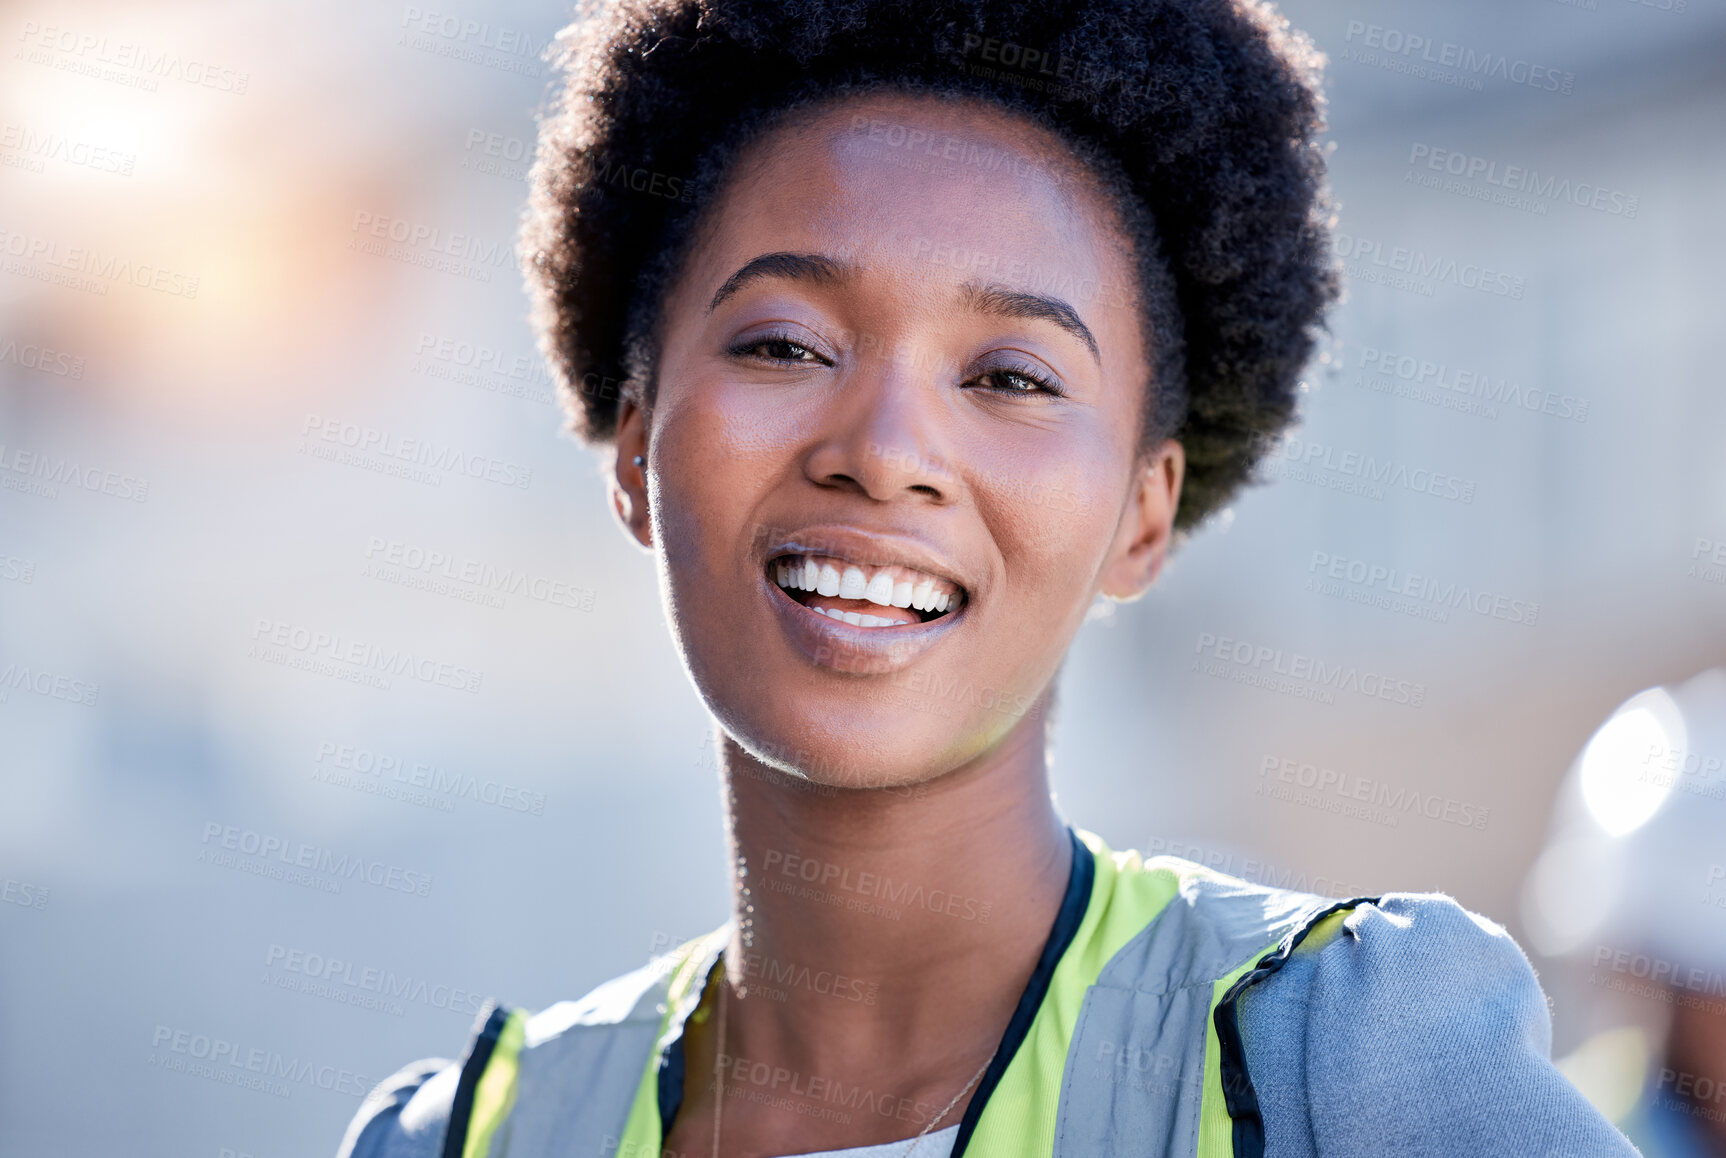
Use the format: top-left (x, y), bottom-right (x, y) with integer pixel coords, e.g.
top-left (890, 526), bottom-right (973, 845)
top-left (763, 576), bottom-right (966, 675)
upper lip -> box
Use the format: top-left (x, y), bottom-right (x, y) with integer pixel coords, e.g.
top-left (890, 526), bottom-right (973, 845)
top-left (759, 524), bottom-right (974, 596)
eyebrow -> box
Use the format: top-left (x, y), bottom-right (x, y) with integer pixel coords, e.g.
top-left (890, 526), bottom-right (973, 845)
top-left (706, 251), bottom-right (1101, 366)
top-left (707, 252), bottom-right (851, 313)
top-left (960, 280), bottom-right (1100, 365)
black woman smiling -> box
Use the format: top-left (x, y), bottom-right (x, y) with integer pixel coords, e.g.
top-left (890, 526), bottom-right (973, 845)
top-left (338, 0), bottom-right (1639, 1155)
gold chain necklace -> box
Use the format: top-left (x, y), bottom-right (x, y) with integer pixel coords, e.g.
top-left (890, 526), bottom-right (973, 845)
top-left (709, 973), bottom-right (992, 1158)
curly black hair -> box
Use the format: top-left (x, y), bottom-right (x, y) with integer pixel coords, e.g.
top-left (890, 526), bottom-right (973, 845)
top-left (522, 0), bottom-right (1338, 530)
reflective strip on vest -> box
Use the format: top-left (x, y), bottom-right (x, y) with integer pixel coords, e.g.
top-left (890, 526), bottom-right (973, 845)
top-left (446, 832), bottom-right (1374, 1158)
top-left (463, 1008), bottom-right (528, 1158)
top-left (1208, 901), bottom-right (1370, 1158)
top-left (614, 929), bottom-right (729, 1157)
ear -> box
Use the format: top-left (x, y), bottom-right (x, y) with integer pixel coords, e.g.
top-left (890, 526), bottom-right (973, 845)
top-left (1097, 439), bottom-right (1184, 602)
top-left (610, 399), bottom-right (654, 550)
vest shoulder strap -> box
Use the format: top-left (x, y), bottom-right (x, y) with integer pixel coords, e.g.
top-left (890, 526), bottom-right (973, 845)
top-left (1209, 896), bottom-right (1381, 1158)
top-left (1051, 843), bottom-right (1376, 1158)
top-left (446, 931), bottom-right (726, 1158)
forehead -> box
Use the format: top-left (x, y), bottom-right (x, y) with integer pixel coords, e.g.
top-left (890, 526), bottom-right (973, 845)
top-left (691, 92), bottom-right (1137, 322)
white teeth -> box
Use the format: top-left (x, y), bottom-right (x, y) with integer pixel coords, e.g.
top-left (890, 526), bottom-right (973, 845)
top-left (771, 555), bottom-right (962, 616)
top-left (818, 609), bottom-right (898, 628)
top-left (864, 573), bottom-right (895, 606)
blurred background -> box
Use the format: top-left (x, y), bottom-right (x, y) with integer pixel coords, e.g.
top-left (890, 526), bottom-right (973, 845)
top-left (2, 0), bottom-right (1724, 1153)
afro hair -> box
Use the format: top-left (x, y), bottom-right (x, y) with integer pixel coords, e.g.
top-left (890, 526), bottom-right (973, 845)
top-left (522, 0), bottom-right (1338, 530)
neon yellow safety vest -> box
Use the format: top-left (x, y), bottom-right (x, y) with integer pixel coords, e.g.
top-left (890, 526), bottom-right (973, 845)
top-left (419, 830), bottom-right (1372, 1158)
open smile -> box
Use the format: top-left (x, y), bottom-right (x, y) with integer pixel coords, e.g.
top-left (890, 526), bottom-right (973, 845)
top-left (767, 553), bottom-right (966, 628)
top-left (757, 533), bottom-right (973, 674)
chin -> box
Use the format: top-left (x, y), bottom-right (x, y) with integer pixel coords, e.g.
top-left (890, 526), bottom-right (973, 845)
top-left (697, 668), bottom-right (1040, 792)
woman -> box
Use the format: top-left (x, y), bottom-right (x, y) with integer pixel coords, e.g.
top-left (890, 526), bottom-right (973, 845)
top-left (340, 0), bottom-right (1638, 1154)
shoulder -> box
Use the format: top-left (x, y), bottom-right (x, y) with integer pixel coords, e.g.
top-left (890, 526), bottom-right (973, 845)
top-left (1274, 892), bottom-right (1544, 1022)
top-left (336, 1058), bottom-right (459, 1158)
top-left (1078, 832), bottom-right (1337, 974)
top-left (334, 950), bottom-right (687, 1157)
top-left (1242, 893), bottom-right (1639, 1157)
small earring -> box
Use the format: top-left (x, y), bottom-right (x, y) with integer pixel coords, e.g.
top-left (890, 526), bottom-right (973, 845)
top-left (632, 454), bottom-right (645, 467)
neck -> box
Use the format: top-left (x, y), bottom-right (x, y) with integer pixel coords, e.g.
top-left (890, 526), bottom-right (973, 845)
top-left (713, 701), bottom-right (1073, 1078)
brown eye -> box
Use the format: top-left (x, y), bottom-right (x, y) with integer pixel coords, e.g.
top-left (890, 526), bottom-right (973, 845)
top-left (731, 336), bottom-right (826, 365)
top-left (968, 363), bottom-right (1065, 397)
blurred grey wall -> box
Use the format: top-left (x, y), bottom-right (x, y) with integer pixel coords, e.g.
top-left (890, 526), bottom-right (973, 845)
top-left (1, 0), bottom-right (1723, 1153)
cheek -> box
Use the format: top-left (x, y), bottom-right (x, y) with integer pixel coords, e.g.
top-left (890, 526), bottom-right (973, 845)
top-left (657, 368), bottom-right (814, 471)
top-left (648, 376), bottom-right (798, 578)
top-left (974, 439), bottom-right (1127, 609)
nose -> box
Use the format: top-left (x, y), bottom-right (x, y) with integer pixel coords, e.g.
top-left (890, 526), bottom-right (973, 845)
top-left (800, 357), bottom-right (956, 505)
